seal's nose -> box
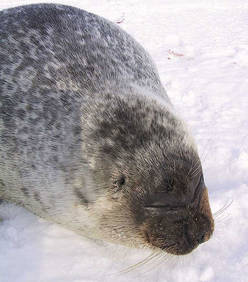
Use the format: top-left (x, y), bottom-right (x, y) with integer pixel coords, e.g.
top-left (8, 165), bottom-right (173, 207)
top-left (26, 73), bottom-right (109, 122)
top-left (183, 215), bottom-right (210, 246)
top-left (196, 230), bottom-right (207, 244)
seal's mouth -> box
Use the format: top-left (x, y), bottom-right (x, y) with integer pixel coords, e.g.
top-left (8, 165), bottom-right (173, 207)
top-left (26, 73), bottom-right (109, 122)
top-left (142, 185), bottom-right (214, 255)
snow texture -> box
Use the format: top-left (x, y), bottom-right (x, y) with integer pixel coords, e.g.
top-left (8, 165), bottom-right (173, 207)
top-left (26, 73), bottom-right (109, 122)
top-left (0, 0), bottom-right (248, 281)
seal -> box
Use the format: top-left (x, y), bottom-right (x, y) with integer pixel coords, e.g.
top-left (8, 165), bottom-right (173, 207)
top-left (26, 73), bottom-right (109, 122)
top-left (0, 3), bottom-right (214, 255)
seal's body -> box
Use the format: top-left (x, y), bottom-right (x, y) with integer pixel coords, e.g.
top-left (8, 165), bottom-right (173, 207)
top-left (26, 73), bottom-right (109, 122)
top-left (0, 4), bottom-right (214, 255)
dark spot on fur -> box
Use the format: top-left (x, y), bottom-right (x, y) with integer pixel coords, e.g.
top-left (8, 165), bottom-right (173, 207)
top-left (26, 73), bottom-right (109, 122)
top-left (21, 186), bottom-right (29, 197)
top-left (53, 155), bottom-right (58, 162)
top-left (26, 104), bottom-right (33, 111)
top-left (19, 41), bottom-right (30, 55)
top-left (92, 98), bottom-right (180, 158)
top-left (0, 179), bottom-right (6, 188)
top-left (7, 83), bottom-right (14, 91)
top-left (17, 108), bottom-right (26, 120)
top-left (73, 125), bottom-right (81, 135)
top-left (73, 187), bottom-right (89, 205)
top-left (34, 192), bottom-right (41, 202)
top-left (101, 144), bottom-right (118, 160)
top-left (20, 126), bottom-right (29, 134)
top-left (55, 122), bottom-right (61, 129)
top-left (51, 145), bottom-right (58, 151)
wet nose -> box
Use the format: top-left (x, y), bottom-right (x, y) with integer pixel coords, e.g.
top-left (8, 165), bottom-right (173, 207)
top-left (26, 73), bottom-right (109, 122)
top-left (185, 220), bottom-right (208, 245)
top-left (196, 230), bottom-right (207, 244)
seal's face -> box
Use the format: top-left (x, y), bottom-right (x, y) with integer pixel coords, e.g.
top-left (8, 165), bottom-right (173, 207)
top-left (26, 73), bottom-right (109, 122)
top-left (104, 152), bottom-right (214, 255)
top-left (82, 94), bottom-right (214, 255)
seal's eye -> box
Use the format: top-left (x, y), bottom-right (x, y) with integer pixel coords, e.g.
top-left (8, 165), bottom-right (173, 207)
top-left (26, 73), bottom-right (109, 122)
top-left (118, 176), bottom-right (126, 186)
top-left (113, 175), bottom-right (126, 191)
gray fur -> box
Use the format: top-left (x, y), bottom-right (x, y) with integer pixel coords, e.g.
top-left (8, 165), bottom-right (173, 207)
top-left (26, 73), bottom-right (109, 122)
top-left (0, 4), bottom-right (213, 253)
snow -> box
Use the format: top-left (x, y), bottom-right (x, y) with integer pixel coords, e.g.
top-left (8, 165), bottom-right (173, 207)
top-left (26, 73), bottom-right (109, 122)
top-left (0, 0), bottom-right (248, 281)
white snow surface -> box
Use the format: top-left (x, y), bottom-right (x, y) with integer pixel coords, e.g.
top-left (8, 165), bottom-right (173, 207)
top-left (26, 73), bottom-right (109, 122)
top-left (0, 0), bottom-right (248, 281)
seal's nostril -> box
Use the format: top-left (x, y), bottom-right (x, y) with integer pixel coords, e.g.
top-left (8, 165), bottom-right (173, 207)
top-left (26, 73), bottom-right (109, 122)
top-left (196, 232), bottom-right (206, 244)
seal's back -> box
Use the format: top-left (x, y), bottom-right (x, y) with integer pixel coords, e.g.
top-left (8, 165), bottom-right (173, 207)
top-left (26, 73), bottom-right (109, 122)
top-left (0, 3), bottom-right (167, 212)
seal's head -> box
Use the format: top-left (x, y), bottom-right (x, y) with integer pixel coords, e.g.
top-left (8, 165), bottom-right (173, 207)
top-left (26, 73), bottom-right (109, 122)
top-left (81, 93), bottom-right (214, 255)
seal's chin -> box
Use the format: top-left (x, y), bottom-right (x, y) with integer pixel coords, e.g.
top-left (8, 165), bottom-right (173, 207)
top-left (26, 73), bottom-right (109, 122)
top-left (153, 230), bottom-right (210, 255)
top-left (165, 243), bottom-right (199, 256)
top-left (143, 189), bottom-right (214, 256)
top-left (145, 224), bottom-right (212, 256)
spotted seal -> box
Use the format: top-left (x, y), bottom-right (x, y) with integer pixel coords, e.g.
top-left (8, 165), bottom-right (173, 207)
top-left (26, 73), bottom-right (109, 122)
top-left (0, 3), bottom-right (214, 255)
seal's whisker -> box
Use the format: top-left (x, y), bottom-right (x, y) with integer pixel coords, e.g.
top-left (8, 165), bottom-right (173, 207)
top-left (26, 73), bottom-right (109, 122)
top-left (190, 166), bottom-right (202, 178)
top-left (213, 199), bottom-right (233, 218)
top-left (135, 251), bottom-right (168, 274)
top-left (188, 158), bottom-right (201, 178)
top-left (200, 139), bottom-right (213, 166)
top-left (187, 161), bottom-right (197, 177)
top-left (214, 212), bottom-right (230, 224)
top-left (143, 252), bottom-right (169, 273)
top-left (119, 251), bottom-right (160, 273)
top-left (119, 252), bottom-right (156, 273)
top-left (154, 251), bottom-right (171, 267)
